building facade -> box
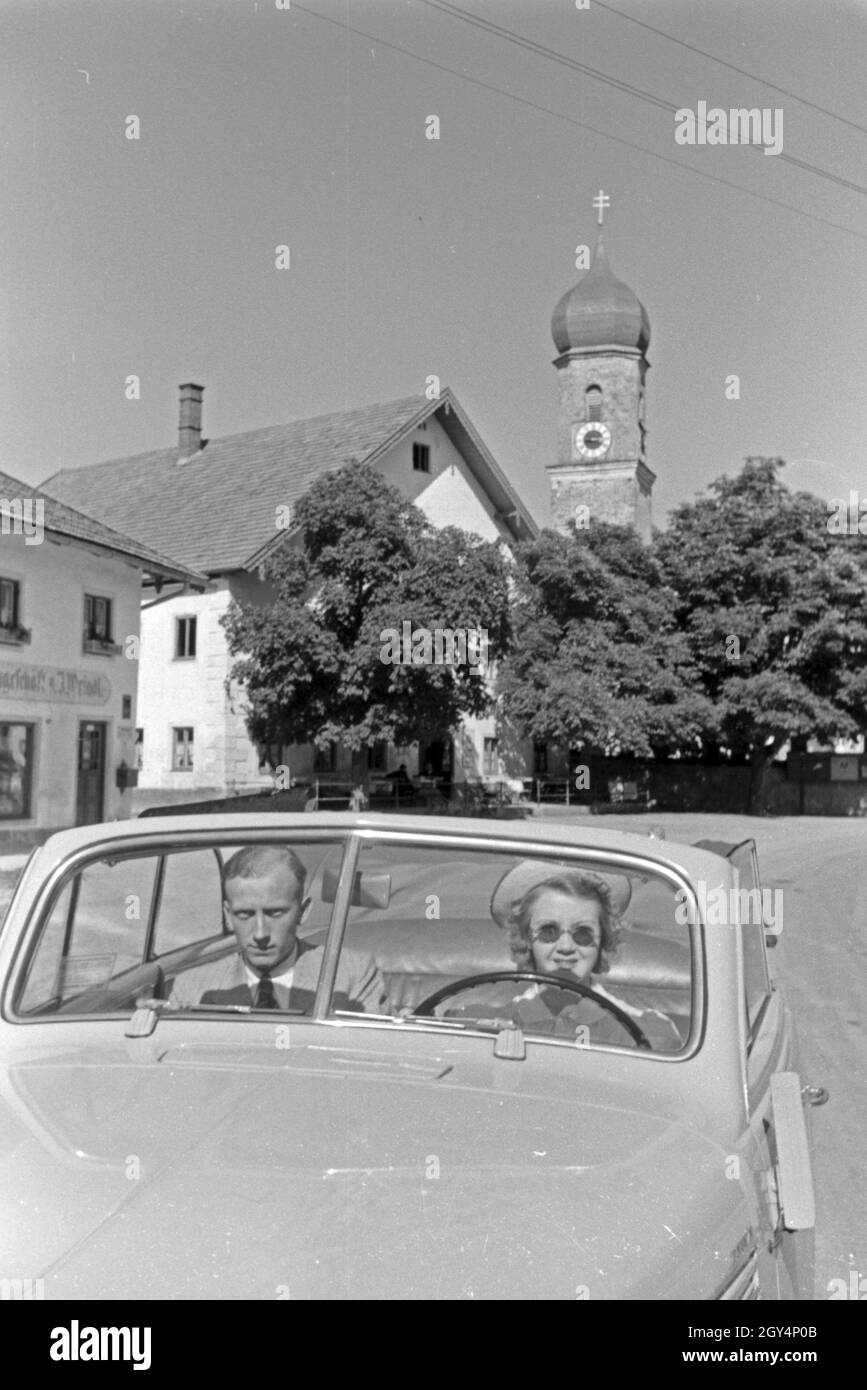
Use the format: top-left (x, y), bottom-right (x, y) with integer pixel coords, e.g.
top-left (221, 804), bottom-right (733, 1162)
top-left (0, 474), bottom-right (203, 843)
top-left (45, 388), bottom-right (538, 805)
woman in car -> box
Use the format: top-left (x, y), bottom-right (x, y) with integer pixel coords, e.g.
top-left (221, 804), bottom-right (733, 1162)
top-left (487, 861), bottom-right (681, 1050)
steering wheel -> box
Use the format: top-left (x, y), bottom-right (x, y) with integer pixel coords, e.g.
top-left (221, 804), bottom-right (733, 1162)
top-left (414, 970), bottom-right (651, 1049)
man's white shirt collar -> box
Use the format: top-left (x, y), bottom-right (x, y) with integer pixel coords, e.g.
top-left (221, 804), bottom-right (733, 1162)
top-left (244, 942), bottom-right (299, 994)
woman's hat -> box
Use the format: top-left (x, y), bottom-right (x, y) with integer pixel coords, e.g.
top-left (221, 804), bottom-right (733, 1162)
top-left (490, 858), bottom-right (632, 929)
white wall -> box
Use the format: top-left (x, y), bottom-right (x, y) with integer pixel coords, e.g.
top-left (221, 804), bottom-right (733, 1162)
top-left (134, 417), bottom-right (524, 799)
top-left (375, 416), bottom-right (508, 543)
top-left (0, 531), bottom-right (142, 831)
top-left (137, 573), bottom-right (278, 793)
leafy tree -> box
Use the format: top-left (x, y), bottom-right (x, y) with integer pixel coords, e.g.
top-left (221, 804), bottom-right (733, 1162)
top-left (498, 521), bottom-right (711, 762)
top-left (655, 457), bottom-right (867, 811)
top-left (222, 462), bottom-right (511, 786)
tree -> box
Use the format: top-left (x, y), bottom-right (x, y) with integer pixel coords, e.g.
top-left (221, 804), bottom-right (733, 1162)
top-left (222, 462), bottom-right (511, 787)
top-left (498, 521), bottom-right (712, 762)
top-left (655, 457), bottom-right (867, 812)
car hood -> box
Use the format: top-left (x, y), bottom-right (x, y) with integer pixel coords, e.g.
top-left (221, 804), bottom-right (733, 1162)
top-left (2, 1030), bottom-right (746, 1299)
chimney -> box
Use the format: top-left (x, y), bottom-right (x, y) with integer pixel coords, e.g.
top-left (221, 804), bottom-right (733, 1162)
top-left (178, 383), bottom-right (204, 458)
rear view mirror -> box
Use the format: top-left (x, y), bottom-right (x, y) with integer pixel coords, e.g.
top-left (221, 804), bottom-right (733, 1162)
top-left (320, 865), bottom-right (391, 909)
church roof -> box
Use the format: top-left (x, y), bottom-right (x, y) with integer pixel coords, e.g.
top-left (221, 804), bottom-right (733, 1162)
top-left (551, 237), bottom-right (650, 355)
top-left (42, 390), bottom-right (537, 576)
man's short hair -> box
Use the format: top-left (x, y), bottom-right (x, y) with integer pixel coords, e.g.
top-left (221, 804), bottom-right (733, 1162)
top-left (222, 845), bottom-right (307, 900)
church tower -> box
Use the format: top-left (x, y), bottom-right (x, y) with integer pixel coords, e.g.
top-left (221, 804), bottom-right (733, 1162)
top-left (547, 196), bottom-right (655, 541)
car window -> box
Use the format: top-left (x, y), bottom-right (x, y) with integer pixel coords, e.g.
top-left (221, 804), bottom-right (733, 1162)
top-left (151, 848), bottom-right (225, 957)
top-left (17, 855), bottom-right (159, 1014)
top-left (16, 879), bottom-right (74, 1013)
top-left (333, 838), bottom-right (692, 1052)
top-left (728, 841), bottom-right (771, 1040)
top-left (15, 836), bottom-right (346, 1019)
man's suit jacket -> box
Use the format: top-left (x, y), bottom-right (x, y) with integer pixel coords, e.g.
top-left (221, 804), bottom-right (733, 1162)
top-left (169, 938), bottom-right (388, 1014)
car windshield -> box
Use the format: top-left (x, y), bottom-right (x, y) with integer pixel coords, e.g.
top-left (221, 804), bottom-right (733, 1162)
top-left (14, 833), bottom-right (693, 1053)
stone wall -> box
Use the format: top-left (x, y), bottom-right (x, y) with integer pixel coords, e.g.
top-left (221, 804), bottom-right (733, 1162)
top-left (589, 757), bottom-right (867, 817)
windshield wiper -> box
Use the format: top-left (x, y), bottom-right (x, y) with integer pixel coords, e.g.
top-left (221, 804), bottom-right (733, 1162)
top-left (331, 1009), bottom-right (508, 1035)
top-left (179, 1003), bottom-right (309, 1016)
top-left (124, 998), bottom-right (308, 1038)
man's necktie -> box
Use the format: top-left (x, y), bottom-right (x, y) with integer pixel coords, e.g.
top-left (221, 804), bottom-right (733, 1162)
top-left (254, 973), bottom-right (278, 1009)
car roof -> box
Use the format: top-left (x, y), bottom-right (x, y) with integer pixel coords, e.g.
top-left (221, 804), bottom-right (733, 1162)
top-left (32, 812), bottom-right (734, 885)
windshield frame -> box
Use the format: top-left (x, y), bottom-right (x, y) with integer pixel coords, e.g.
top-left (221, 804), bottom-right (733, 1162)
top-left (316, 826), bottom-right (704, 1058)
top-left (4, 824), bottom-right (706, 1059)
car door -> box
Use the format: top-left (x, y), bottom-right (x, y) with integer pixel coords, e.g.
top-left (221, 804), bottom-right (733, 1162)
top-left (732, 842), bottom-right (816, 1300)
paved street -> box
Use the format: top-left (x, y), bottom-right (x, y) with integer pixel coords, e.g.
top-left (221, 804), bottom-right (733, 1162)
top-left (1, 814), bottom-right (864, 1298)
top-left (566, 811), bottom-right (867, 1297)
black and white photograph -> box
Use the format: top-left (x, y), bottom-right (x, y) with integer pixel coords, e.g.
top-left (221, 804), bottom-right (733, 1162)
top-left (0, 0), bottom-right (865, 1332)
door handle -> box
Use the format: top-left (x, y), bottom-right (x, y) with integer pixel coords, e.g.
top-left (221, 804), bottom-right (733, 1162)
top-left (802, 1084), bottom-right (829, 1107)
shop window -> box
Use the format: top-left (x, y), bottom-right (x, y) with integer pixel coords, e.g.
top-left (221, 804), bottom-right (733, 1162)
top-left (0, 723), bottom-right (34, 819)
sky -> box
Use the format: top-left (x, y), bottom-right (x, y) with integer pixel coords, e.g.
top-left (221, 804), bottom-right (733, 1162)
top-left (1, 0), bottom-right (865, 530)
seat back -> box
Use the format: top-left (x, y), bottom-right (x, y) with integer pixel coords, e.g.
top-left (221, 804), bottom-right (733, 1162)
top-left (338, 915), bottom-right (691, 1015)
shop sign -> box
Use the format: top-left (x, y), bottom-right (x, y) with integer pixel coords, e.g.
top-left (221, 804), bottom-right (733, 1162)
top-left (0, 662), bottom-right (111, 705)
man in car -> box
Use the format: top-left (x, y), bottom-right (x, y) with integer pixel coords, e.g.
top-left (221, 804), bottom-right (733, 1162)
top-left (169, 844), bottom-right (387, 1014)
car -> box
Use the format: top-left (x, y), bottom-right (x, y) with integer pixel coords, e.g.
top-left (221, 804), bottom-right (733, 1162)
top-left (0, 812), bottom-right (824, 1300)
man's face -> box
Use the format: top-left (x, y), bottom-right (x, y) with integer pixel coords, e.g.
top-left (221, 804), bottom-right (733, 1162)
top-left (223, 865), bottom-right (308, 974)
top-left (528, 890), bottom-right (602, 982)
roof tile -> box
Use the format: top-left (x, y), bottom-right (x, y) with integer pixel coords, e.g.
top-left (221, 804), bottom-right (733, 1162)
top-left (0, 470), bottom-right (205, 584)
top-left (43, 395), bottom-right (433, 574)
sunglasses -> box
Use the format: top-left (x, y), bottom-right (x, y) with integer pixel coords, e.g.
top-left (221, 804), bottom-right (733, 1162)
top-left (531, 924), bottom-right (600, 947)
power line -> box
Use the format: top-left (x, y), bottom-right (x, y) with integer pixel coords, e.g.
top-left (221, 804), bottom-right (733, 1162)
top-left (291, 3), bottom-right (867, 243)
top-left (419, 0), bottom-right (867, 197)
top-left (594, 0), bottom-right (867, 138)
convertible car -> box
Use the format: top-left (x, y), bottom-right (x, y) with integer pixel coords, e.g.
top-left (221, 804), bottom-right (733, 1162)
top-left (0, 813), bottom-right (823, 1299)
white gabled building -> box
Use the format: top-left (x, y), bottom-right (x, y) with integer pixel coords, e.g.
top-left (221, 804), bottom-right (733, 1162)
top-left (44, 387), bottom-right (538, 807)
top-left (0, 471), bottom-right (204, 844)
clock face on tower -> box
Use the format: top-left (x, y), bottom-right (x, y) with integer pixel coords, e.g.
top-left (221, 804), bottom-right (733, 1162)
top-left (573, 421), bottom-right (612, 460)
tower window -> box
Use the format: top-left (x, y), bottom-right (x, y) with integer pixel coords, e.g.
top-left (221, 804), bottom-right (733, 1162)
top-left (413, 443), bottom-right (431, 473)
top-left (585, 386), bottom-right (602, 422)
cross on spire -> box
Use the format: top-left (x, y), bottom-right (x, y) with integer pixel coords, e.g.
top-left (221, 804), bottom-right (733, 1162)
top-left (592, 189), bottom-right (610, 226)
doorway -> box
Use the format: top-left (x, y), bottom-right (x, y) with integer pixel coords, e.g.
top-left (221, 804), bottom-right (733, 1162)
top-left (421, 737), bottom-right (453, 792)
top-left (76, 721), bottom-right (106, 825)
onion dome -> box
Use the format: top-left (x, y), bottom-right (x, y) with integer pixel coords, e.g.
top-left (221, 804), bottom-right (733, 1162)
top-left (551, 236), bottom-right (650, 354)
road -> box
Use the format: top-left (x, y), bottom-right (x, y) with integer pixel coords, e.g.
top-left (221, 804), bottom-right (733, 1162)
top-left (578, 811), bottom-right (867, 1299)
top-left (1, 814), bottom-right (864, 1297)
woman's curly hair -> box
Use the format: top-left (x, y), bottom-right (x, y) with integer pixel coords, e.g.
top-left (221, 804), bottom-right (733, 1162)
top-left (506, 870), bottom-right (623, 974)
